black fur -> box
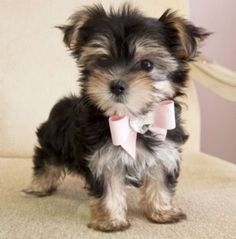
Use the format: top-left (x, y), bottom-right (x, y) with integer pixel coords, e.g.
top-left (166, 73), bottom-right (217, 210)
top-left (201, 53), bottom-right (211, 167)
top-left (34, 95), bottom-right (187, 197)
top-left (34, 96), bottom-right (110, 197)
top-left (31, 5), bottom-right (207, 199)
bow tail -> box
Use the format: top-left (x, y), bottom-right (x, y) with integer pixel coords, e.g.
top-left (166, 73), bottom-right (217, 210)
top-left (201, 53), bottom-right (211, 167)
top-left (109, 115), bottom-right (137, 159)
top-left (150, 100), bottom-right (176, 140)
top-left (120, 130), bottom-right (137, 159)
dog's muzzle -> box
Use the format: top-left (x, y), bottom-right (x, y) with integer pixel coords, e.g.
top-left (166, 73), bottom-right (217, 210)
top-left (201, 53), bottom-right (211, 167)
top-left (109, 80), bottom-right (128, 96)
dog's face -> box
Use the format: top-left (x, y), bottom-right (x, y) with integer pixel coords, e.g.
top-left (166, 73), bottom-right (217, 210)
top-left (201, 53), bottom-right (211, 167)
top-left (59, 5), bottom-right (208, 116)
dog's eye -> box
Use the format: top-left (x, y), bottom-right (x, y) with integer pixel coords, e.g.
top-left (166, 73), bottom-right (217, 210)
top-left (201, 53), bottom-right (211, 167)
top-left (141, 59), bottom-right (154, 72)
top-left (97, 56), bottom-right (111, 68)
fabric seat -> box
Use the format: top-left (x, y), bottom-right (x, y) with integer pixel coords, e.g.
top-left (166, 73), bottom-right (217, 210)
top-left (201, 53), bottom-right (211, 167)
top-left (1, 0), bottom-right (236, 238)
top-left (1, 152), bottom-right (236, 239)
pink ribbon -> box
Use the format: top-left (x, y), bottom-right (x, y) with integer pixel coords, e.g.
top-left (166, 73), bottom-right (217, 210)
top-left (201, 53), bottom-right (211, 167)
top-left (108, 100), bottom-right (176, 159)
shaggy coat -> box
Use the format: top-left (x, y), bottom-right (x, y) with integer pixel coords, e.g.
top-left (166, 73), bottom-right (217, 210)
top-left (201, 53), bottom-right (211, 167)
top-left (23, 4), bottom-right (208, 232)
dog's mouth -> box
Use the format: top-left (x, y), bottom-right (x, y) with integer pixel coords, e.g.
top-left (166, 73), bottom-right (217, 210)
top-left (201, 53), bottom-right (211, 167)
top-left (105, 84), bottom-right (154, 117)
top-left (111, 94), bottom-right (126, 103)
top-left (102, 97), bottom-right (134, 117)
top-left (86, 76), bottom-right (156, 117)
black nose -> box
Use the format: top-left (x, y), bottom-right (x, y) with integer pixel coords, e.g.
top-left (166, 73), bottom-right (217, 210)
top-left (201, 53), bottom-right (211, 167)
top-left (110, 80), bottom-right (127, 96)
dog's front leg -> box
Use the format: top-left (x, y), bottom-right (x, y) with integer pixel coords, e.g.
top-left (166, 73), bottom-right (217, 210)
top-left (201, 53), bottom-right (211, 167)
top-left (141, 165), bottom-right (186, 223)
top-left (88, 166), bottom-right (130, 232)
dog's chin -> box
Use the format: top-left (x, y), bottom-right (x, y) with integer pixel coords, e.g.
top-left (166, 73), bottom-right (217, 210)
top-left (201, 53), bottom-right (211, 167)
top-left (92, 93), bottom-right (153, 117)
top-left (112, 96), bottom-right (125, 104)
top-left (103, 102), bottom-right (132, 117)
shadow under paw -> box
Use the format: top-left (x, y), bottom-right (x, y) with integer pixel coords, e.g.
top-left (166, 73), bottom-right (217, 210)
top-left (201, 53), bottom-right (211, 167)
top-left (21, 187), bottom-right (56, 197)
top-left (88, 219), bottom-right (130, 232)
top-left (147, 208), bottom-right (187, 224)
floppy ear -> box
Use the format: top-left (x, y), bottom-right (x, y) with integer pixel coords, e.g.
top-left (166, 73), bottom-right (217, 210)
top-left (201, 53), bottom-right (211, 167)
top-left (159, 9), bottom-right (210, 60)
top-left (56, 9), bottom-right (91, 53)
top-left (56, 5), bottom-right (107, 57)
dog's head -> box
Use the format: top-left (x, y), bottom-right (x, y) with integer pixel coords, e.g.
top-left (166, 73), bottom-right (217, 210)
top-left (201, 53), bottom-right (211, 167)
top-left (58, 4), bottom-right (208, 116)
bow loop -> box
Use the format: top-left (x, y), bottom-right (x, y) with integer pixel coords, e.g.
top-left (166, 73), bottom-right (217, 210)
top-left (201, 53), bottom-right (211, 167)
top-left (109, 100), bottom-right (175, 159)
top-left (152, 100), bottom-right (176, 129)
top-left (108, 116), bottom-right (137, 159)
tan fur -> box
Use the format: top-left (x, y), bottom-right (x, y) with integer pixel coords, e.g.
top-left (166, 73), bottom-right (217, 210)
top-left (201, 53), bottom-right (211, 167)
top-left (160, 10), bottom-right (195, 59)
top-left (126, 72), bottom-right (154, 114)
top-left (86, 65), bottom-right (176, 116)
top-left (79, 37), bottom-right (110, 64)
top-left (22, 166), bottom-right (65, 196)
top-left (67, 9), bottom-right (91, 50)
top-left (133, 39), bottom-right (161, 58)
top-left (85, 69), bottom-right (114, 113)
top-left (134, 39), bottom-right (169, 60)
top-left (82, 36), bottom-right (179, 117)
top-left (88, 168), bottom-right (129, 232)
top-left (141, 166), bottom-right (186, 223)
top-left (132, 38), bottom-right (178, 100)
top-left (86, 69), bottom-right (155, 116)
top-left (80, 46), bottom-right (108, 60)
top-left (87, 140), bottom-right (183, 229)
top-left (134, 38), bottom-right (177, 70)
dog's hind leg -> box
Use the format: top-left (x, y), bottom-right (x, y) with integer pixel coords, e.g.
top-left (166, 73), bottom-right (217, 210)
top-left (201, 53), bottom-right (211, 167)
top-left (22, 147), bottom-right (65, 197)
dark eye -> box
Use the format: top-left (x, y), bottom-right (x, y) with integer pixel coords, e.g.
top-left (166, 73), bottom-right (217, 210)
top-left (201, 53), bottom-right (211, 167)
top-left (97, 56), bottom-right (111, 68)
top-left (141, 59), bottom-right (154, 72)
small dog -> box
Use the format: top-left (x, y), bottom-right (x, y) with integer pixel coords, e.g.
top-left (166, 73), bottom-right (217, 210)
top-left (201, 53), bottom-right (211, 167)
top-left (23, 4), bottom-right (208, 232)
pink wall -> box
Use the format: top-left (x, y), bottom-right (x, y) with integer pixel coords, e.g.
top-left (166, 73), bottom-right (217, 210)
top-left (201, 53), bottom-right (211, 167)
top-left (190, 0), bottom-right (236, 163)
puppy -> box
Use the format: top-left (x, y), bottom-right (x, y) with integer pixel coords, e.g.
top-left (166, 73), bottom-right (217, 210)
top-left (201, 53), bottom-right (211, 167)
top-left (23, 4), bottom-right (208, 232)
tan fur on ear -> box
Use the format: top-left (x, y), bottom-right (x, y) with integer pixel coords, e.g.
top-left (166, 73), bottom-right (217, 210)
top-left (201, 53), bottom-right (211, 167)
top-left (57, 5), bottom-right (108, 53)
top-left (160, 9), bottom-right (208, 60)
top-left (56, 9), bottom-right (91, 51)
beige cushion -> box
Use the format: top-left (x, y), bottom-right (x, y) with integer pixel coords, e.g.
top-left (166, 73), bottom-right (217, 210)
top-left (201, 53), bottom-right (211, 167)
top-left (1, 1), bottom-right (235, 238)
top-left (0, 0), bottom-right (194, 158)
top-left (1, 152), bottom-right (235, 239)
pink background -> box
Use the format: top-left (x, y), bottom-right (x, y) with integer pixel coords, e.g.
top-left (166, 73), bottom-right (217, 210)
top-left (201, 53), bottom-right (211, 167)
top-left (190, 0), bottom-right (236, 163)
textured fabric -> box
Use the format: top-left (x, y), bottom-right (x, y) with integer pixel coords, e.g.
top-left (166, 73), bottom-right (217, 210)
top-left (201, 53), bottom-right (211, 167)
top-left (1, 152), bottom-right (236, 239)
top-left (0, 0), bottom-right (195, 158)
top-left (190, 55), bottom-right (236, 102)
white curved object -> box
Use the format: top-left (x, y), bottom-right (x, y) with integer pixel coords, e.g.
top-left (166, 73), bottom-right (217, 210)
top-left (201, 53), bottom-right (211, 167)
top-left (190, 55), bottom-right (236, 101)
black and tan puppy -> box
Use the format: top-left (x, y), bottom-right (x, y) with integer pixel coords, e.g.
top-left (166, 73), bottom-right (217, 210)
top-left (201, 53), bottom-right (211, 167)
top-left (23, 4), bottom-right (208, 232)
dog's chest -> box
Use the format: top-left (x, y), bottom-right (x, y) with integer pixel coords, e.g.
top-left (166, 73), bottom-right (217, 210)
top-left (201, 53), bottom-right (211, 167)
top-left (88, 132), bottom-right (180, 185)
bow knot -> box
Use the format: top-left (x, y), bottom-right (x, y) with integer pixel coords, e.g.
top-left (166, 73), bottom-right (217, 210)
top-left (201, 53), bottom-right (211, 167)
top-left (108, 100), bottom-right (176, 159)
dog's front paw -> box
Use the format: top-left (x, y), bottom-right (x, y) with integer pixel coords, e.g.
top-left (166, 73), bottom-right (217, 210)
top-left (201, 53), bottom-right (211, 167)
top-left (146, 207), bottom-right (187, 224)
top-left (88, 219), bottom-right (130, 232)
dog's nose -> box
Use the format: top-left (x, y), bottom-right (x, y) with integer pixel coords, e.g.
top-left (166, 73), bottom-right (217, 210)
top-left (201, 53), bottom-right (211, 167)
top-left (110, 80), bottom-right (127, 96)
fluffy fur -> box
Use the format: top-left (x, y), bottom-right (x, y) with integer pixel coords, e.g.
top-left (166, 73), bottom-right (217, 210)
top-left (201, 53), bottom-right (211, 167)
top-left (23, 4), bottom-right (208, 232)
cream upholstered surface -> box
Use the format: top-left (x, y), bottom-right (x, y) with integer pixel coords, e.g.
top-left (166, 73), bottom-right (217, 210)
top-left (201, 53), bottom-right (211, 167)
top-left (1, 152), bottom-right (236, 239)
top-left (0, 0), bottom-right (192, 158)
top-left (1, 1), bottom-right (236, 239)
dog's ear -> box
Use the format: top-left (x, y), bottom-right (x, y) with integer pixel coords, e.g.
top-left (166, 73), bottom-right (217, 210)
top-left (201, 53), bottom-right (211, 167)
top-left (56, 5), bottom-right (107, 56)
top-left (159, 9), bottom-right (210, 60)
top-left (56, 9), bottom-right (91, 53)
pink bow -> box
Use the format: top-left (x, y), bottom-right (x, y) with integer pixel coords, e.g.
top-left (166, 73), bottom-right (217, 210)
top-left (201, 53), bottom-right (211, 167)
top-left (108, 100), bottom-right (176, 159)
